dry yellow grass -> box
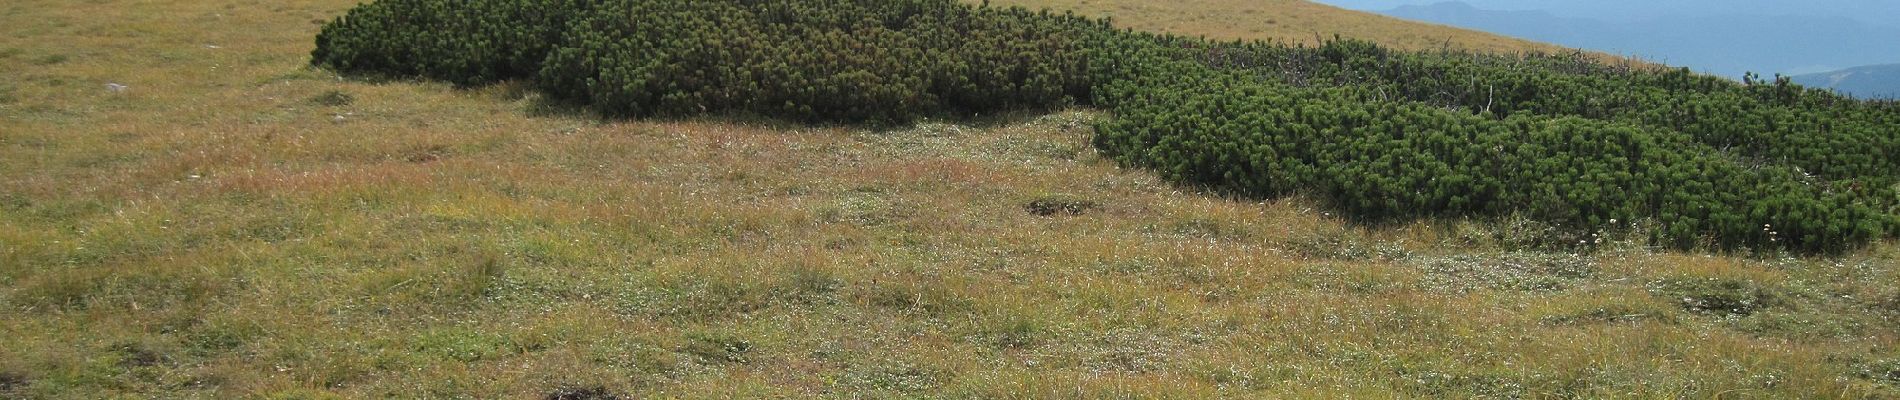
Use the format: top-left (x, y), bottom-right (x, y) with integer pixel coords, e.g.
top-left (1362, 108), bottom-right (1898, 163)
top-left (0, 0), bottom-right (1894, 398)
top-left (979, 0), bottom-right (1557, 51)
top-left (975, 0), bottom-right (1646, 65)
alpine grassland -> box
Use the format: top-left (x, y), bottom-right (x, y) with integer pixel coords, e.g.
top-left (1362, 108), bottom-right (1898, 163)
top-left (306, 0), bottom-right (1898, 251)
top-left (2, 0), bottom-right (1898, 398)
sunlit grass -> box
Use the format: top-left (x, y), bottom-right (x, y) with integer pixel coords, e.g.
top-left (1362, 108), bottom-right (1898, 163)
top-left (0, 0), bottom-right (1894, 398)
top-left (968, 0), bottom-right (1649, 67)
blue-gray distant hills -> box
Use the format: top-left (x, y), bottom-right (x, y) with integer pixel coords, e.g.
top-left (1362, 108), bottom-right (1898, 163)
top-left (1373, 1), bottom-right (1900, 80)
top-left (1793, 64), bottom-right (1900, 99)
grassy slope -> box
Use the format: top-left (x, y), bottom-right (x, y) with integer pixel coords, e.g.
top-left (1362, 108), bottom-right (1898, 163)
top-left (976, 0), bottom-right (1576, 54)
top-left (973, 0), bottom-right (1646, 68)
top-left (1, 0), bottom-right (1896, 398)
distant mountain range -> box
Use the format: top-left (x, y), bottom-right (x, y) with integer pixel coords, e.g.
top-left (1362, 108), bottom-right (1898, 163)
top-left (1793, 64), bottom-right (1900, 99)
top-left (1373, 1), bottom-right (1900, 79)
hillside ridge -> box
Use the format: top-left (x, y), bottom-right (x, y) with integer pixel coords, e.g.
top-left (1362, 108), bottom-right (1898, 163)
top-left (969, 0), bottom-right (1630, 61)
top-left (1794, 64), bottom-right (1900, 99)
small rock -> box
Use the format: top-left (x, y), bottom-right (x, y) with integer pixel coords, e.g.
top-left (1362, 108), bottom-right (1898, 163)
top-left (331, 115), bottom-right (347, 123)
top-left (105, 83), bottom-right (128, 93)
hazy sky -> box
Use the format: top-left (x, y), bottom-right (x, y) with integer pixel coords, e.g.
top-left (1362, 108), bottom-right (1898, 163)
top-left (1310, 0), bottom-right (1900, 27)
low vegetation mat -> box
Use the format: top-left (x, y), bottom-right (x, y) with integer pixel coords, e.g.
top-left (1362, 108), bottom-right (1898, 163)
top-left (315, 0), bottom-right (1899, 253)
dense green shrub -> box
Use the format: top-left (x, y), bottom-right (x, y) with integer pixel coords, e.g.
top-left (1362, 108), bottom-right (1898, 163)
top-left (312, 0), bottom-right (1900, 252)
top-left (314, 0), bottom-right (1103, 122)
top-left (312, 0), bottom-right (583, 86)
top-left (1088, 45), bottom-right (1892, 251)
